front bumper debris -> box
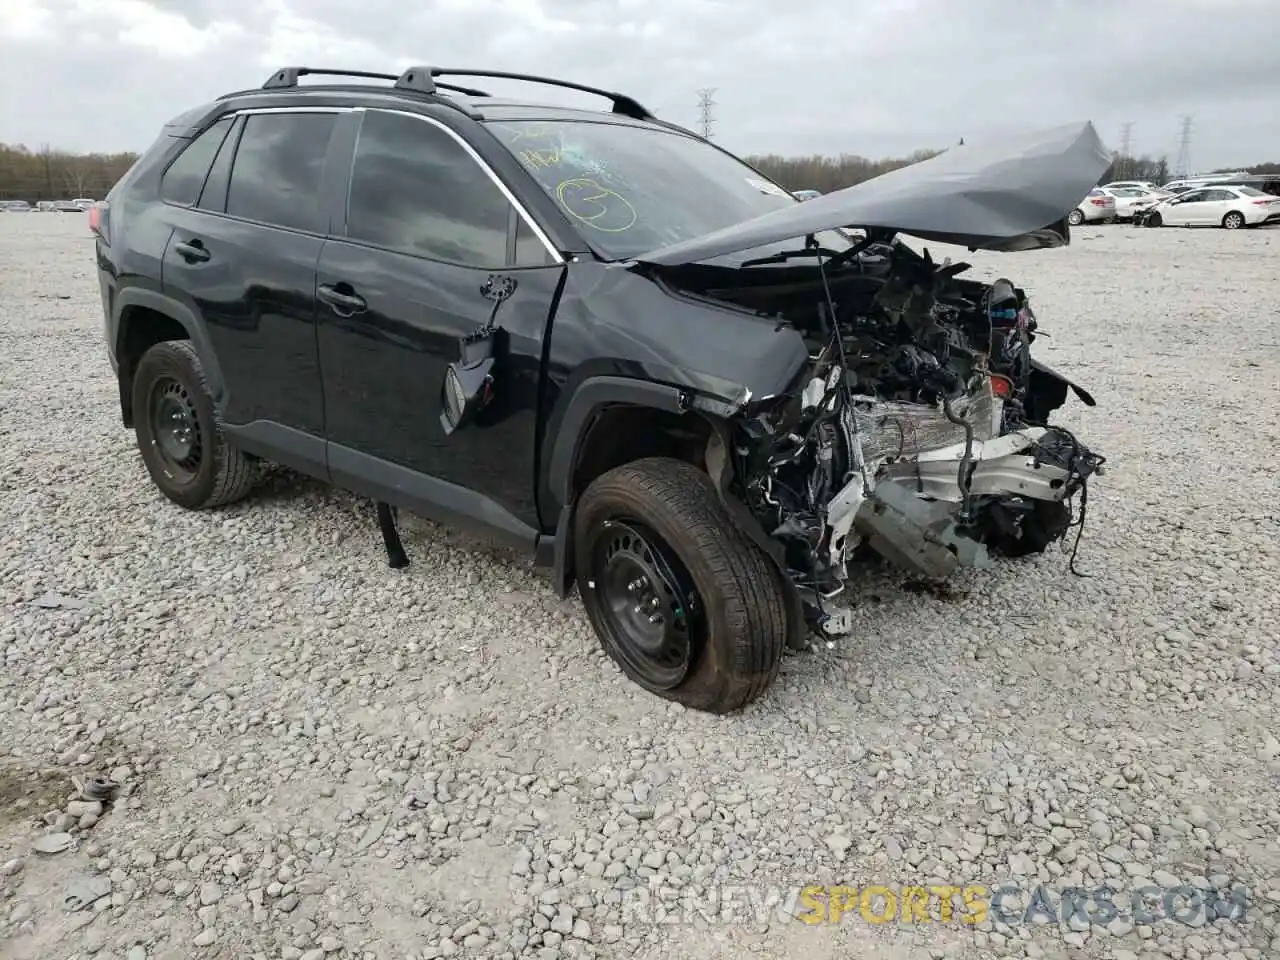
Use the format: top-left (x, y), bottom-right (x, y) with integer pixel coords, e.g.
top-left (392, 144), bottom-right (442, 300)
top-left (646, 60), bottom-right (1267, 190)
top-left (827, 424), bottom-right (1102, 581)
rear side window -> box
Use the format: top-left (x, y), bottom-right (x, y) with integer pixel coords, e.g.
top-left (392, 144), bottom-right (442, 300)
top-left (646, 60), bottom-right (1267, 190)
top-left (345, 110), bottom-right (513, 267)
top-left (225, 112), bottom-right (338, 233)
top-left (160, 117), bottom-right (233, 206)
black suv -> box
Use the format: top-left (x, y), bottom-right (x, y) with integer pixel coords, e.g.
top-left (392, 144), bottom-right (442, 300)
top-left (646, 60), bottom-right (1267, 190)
top-left (94, 66), bottom-right (1107, 713)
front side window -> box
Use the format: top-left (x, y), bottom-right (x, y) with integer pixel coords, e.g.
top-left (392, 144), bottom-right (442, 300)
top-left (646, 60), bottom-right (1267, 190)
top-left (487, 118), bottom-right (851, 260)
top-left (346, 110), bottom-right (521, 267)
top-left (161, 116), bottom-right (234, 206)
top-left (225, 112), bottom-right (338, 233)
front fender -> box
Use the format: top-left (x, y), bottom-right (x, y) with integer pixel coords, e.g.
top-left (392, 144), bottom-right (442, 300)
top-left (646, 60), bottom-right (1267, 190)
top-left (1027, 356), bottom-right (1096, 421)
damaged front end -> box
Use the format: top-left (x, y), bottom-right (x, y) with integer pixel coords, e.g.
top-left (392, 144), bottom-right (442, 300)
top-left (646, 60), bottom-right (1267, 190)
top-left (631, 121), bottom-right (1112, 637)
top-left (659, 238), bottom-right (1106, 637)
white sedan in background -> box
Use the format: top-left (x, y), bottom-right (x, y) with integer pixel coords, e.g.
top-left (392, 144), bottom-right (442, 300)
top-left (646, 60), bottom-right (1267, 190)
top-left (1097, 185), bottom-right (1164, 221)
top-left (1141, 185), bottom-right (1280, 229)
top-left (1067, 188), bottom-right (1117, 225)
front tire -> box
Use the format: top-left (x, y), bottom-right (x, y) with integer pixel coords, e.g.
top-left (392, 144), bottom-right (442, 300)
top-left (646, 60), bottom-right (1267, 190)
top-left (1145, 211), bottom-right (1163, 227)
top-left (1222, 211), bottom-right (1245, 230)
top-left (131, 340), bottom-right (257, 509)
top-left (574, 457), bottom-right (788, 714)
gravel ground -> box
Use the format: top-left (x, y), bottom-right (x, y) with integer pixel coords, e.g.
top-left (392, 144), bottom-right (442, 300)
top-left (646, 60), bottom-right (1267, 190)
top-left (1, 213), bottom-right (1278, 960)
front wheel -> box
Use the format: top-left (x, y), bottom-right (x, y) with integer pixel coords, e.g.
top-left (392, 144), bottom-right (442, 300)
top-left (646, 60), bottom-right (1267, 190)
top-left (132, 340), bottom-right (257, 509)
top-left (1222, 211), bottom-right (1245, 230)
top-left (1145, 211), bottom-right (1163, 228)
top-left (573, 457), bottom-right (788, 714)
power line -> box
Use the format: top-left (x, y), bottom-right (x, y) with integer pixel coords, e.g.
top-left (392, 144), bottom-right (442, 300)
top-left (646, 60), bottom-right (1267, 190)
top-left (1117, 121), bottom-right (1134, 177)
top-left (1174, 115), bottom-right (1193, 179)
top-left (696, 88), bottom-right (717, 140)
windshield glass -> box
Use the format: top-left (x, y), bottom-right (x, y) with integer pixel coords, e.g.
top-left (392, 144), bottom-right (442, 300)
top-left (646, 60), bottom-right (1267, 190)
top-left (487, 118), bottom-right (853, 260)
top-left (1236, 186), bottom-right (1268, 197)
top-left (1113, 188), bottom-right (1146, 197)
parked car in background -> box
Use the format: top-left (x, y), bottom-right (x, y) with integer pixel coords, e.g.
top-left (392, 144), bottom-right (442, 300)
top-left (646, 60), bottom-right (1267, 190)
top-left (1097, 185), bottom-right (1162, 221)
top-left (35, 201), bottom-right (56, 212)
top-left (1137, 185), bottom-right (1280, 229)
top-left (52, 200), bottom-right (83, 212)
top-left (1104, 180), bottom-right (1159, 191)
top-left (1067, 188), bottom-right (1116, 225)
top-left (72, 198), bottom-right (96, 210)
top-left (0, 200), bottom-right (33, 212)
top-left (793, 189), bottom-right (822, 201)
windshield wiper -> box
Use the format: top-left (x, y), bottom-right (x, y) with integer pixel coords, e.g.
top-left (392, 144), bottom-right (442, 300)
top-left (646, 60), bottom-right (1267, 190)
top-left (740, 244), bottom-right (846, 268)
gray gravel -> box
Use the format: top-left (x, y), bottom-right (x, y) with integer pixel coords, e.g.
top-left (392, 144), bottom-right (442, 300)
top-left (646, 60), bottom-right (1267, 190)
top-left (1, 213), bottom-right (1279, 960)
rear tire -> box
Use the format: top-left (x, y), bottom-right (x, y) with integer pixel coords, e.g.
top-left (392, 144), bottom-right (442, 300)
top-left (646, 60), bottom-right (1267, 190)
top-left (1067, 208), bottom-right (1085, 226)
top-left (574, 457), bottom-right (788, 714)
top-left (1222, 211), bottom-right (1245, 230)
top-left (132, 340), bottom-right (257, 509)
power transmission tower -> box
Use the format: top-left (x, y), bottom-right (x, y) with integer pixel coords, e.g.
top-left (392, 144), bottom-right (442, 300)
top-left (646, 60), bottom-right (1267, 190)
top-left (696, 88), bottom-right (717, 140)
top-left (1174, 115), bottom-right (1193, 179)
top-left (1118, 121), bottom-right (1134, 178)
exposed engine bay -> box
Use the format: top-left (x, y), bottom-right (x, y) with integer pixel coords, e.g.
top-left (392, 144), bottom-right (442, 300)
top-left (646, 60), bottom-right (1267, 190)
top-left (663, 236), bottom-right (1106, 635)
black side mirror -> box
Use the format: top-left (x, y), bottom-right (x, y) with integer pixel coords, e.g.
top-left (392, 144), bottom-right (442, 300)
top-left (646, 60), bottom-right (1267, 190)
top-left (440, 333), bottom-right (495, 435)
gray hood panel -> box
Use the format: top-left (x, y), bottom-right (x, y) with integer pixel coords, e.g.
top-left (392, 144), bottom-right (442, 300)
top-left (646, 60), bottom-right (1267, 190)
top-left (635, 121), bottom-right (1111, 266)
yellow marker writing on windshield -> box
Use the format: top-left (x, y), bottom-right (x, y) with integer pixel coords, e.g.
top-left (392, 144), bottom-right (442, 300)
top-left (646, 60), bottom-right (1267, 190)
top-left (555, 178), bottom-right (637, 233)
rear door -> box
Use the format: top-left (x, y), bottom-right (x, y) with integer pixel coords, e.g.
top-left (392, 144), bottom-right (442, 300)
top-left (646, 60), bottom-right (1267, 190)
top-left (316, 107), bottom-right (565, 534)
top-left (161, 107), bottom-right (348, 474)
top-left (1199, 188), bottom-right (1238, 224)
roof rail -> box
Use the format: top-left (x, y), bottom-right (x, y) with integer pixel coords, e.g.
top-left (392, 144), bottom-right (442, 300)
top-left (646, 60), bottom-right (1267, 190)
top-left (426, 69), bottom-right (655, 120)
top-left (256, 65), bottom-right (655, 120)
top-left (259, 66), bottom-right (491, 98)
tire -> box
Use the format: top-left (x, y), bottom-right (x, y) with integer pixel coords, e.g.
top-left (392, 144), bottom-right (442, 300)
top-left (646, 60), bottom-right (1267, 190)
top-left (574, 457), bottom-right (788, 714)
top-left (1222, 211), bottom-right (1245, 230)
top-left (1067, 208), bottom-right (1084, 226)
top-left (1146, 211), bottom-right (1162, 228)
top-left (131, 340), bottom-right (257, 509)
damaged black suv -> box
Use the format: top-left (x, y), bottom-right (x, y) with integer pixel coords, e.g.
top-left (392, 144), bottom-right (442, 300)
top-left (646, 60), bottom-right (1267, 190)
top-left (93, 66), bottom-right (1107, 714)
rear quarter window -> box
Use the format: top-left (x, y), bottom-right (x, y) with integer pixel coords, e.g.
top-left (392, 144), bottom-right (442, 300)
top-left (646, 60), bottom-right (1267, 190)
top-left (160, 117), bottom-right (234, 206)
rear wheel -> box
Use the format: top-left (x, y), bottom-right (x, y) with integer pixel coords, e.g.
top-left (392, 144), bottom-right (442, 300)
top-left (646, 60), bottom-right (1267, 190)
top-left (1222, 211), bottom-right (1245, 230)
top-left (1067, 208), bottom-right (1085, 226)
top-left (132, 340), bottom-right (257, 509)
top-left (574, 457), bottom-right (788, 714)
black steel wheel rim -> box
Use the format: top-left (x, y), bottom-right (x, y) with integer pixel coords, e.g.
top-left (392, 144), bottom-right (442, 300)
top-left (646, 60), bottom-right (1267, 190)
top-left (149, 376), bottom-right (202, 481)
top-left (589, 519), bottom-right (702, 690)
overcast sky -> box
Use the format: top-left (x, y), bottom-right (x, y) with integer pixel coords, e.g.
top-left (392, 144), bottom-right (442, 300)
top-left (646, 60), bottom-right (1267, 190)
top-left (3, 0), bottom-right (1278, 170)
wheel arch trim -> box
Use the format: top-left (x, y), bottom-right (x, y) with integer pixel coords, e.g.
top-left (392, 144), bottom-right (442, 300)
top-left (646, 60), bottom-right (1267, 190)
top-left (115, 287), bottom-right (225, 402)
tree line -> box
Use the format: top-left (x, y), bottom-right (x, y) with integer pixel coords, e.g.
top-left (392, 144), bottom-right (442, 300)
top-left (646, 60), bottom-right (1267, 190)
top-left (0, 143), bottom-right (140, 201)
top-left (2, 138), bottom-right (1276, 204)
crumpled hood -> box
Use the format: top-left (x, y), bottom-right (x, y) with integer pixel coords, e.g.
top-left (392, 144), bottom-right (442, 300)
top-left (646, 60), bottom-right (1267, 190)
top-left (635, 121), bottom-right (1111, 266)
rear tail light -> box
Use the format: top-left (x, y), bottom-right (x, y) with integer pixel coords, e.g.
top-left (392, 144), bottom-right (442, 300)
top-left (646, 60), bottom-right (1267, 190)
top-left (1090, 198), bottom-right (1110, 206)
top-left (1253, 199), bottom-right (1274, 205)
top-left (88, 201), bottom-right (110, 244)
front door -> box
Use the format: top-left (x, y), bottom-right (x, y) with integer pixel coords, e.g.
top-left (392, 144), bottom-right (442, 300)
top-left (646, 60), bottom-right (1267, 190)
top-left (316, 107), bottom-right (565, 534)
top-left (1163, 188), bottom-right (1212, 226)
